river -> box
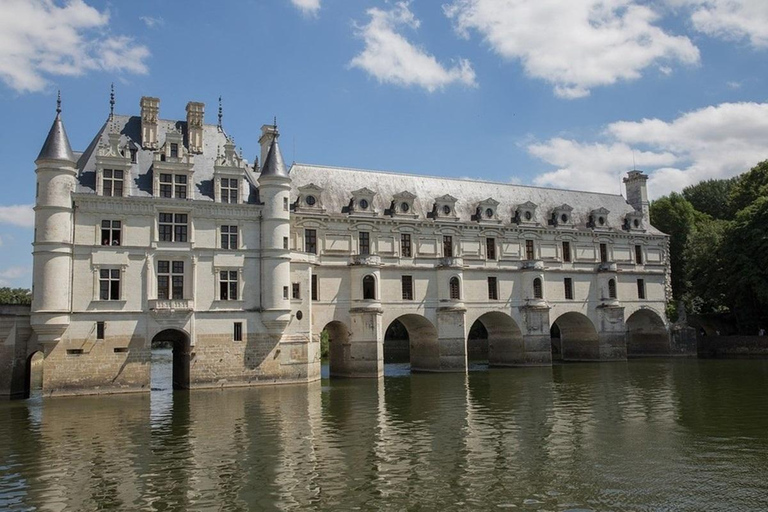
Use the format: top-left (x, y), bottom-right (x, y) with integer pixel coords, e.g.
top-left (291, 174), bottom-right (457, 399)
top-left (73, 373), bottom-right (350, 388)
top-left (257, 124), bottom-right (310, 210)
top-left (2, 354), bottom-right (768, 511)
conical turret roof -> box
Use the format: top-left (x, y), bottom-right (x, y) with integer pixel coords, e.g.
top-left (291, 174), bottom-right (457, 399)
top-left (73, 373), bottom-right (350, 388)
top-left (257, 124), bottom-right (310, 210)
top-left (37, 109), bottom-right (75, 163)
top-left (260, 136), bottom-right (288, 178)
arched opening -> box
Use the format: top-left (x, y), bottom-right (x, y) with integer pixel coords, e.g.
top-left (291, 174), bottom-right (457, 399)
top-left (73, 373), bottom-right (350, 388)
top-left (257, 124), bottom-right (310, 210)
top-left (25, 351), bottom-right (44, 399)
top-left (151, 329), bottom-right (191, 391)
top-left (533, 278), bottom-right (543, 299)
top-left (608, 279), bottom-right (617, 299)
top-left (468, 312), bottom-right (525, 367)
top-left (362, 275), bottom-right (376, 300)
top-left (323, 321), bottom-right (350, 378)
top-left (551, 312), bottom-right (600, 361)
top-left (449, 277), bottom-right (461, 300)
top-left (626, 309), bottom-right (669, 356)
top-left (384, 314), bottom-right (439, 373)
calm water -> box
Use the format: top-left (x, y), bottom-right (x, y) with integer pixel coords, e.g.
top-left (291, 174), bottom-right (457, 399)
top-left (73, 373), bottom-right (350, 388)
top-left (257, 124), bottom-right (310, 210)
top-left (2, 355), bottom-right (768, 511)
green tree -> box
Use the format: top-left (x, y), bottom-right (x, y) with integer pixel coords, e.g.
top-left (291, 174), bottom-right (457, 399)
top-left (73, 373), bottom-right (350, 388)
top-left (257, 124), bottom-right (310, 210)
top-left (0, 287), bottom-right (32, 305)
top-left (729, 160), bottom-right (768, 215)
top-left (682, 177), bottom-right (738, 220)
top-left (650, 193), bottom-right (700, 300)
top-left (684, 217), bottom-right (729, 313)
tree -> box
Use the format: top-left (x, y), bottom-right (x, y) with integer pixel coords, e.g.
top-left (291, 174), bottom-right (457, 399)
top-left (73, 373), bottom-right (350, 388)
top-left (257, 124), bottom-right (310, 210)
top-left (0, 288), bottom-right (32, 305)
top-left (729, 160), bottom-right (768, 215)
top-left (684, 217), bottom-right (729, 313)
top-left (682, 177), bottom-right (738, 220)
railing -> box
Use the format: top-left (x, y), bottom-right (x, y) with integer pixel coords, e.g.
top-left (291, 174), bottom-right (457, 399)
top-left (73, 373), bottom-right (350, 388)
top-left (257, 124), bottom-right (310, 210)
top-left (521, 260), bottom-right (544, 270)
top-left (148, 299), bottom-right (194, 312)
top-left (350, 254), bottom-right (382, 266)
top-left (437, 257), bottom-right (464, 268)
top-left (597, 262), bottom-right (618, 272)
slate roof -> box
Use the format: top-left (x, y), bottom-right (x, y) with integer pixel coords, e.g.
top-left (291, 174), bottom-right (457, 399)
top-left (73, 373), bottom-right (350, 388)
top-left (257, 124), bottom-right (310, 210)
top-left (289, 163), bottom-right (663, 235)
top-left (37, 112), bottom-right (75, 163)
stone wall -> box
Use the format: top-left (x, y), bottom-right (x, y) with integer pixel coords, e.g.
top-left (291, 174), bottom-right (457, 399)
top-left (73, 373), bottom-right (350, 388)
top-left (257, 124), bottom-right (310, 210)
top-left (698, 335), bottom-right (768, 359)
top-left (0, 305), bottom-right (34, 399)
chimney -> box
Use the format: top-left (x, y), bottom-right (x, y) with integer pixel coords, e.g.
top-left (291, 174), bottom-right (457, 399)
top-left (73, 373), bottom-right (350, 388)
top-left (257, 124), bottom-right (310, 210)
top-left (186, 101), bottom-right (204, 154)
top-left (624, 170), bottom-right (650, 222)
top-left (140, 96), bottom-right (160, 150)
top-left (258, 124), bottom-right (279, 171)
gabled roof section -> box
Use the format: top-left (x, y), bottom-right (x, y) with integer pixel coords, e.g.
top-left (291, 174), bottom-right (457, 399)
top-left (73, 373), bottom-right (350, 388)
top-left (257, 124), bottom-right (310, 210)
top-left (37, 111), bottom-right (75, 163)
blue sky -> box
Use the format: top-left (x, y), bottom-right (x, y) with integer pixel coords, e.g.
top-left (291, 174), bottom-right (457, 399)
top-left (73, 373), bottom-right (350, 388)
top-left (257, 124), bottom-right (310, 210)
top-left (0, 0), bottom-right (767, 288)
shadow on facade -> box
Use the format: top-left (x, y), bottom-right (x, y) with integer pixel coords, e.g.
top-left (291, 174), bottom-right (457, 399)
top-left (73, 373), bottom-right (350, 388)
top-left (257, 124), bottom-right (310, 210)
top-left (551, 312), bottom-right (600, 361)
top-left (626, 309), bottom-right (669, 356)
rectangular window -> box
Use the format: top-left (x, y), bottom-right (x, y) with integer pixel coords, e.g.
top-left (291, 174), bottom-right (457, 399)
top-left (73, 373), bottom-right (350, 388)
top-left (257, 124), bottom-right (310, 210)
top-left (219, 270), bottom-right (238, 301)
top-left (159, 173), bottom-right (188, 199)
top-left (292, 282), bottom-right (300, 300)
top-left (562, 241), bottom-right (571, 262)
top-left (283, 197), bottom-right (289, 211)
top-left (486, 238), bottom-right (496, 260)
top-left (305, 229), bottom-right (317, 254)
top-left (311, 274), bottom-right (318, 301)
top-left (488, 276), bottom-right (498, 300)
top-left (443, 236), bottom-right (453, 258)
top-left (158, 213), bottom-right (188, 242)
top-left (96, 321), bottom-right (105, 340)
top-left (283, 237), bottom-right (289, 250)
top-left (221, 178), bottom-right (239, 204)
top-left (525, 239), bottom-right (535, 260)
top-left (401, 275), bottom-right (414, 300)
top-left (170, 143), bottom-right (179, 158)
top-left (234, 322), bottom-right (243, 342)
top-left (283, 286), bottom-right (289, 300)
top-left (99, 268), bottom-right (120, 301)
top-left (635, 245), bottom-right (643, 265)
top-left (101, 220), bottom-right (121, 246)
top-left (220, 225), bottom-right (238, 250)
top-left (102, 169), bottom-right (124, 197)
top-left (637, 279), bottom-right (646, 299)
top-left (600, 243), bottom-right (608, 263)
top-left (401, 234), bottom-right (412, 257)
top-left (359, 232), bottom-right (370, 255)
top-left (174, 174), bottom-right (187, 199)
top-left (130, 148), bottom-right (138, 164)
top-left (159, 173), bottom-right (173, 198)
top-left (564, 278), bottom-right (574, 300)
top-left (157, 260), bottom-right (184, 300)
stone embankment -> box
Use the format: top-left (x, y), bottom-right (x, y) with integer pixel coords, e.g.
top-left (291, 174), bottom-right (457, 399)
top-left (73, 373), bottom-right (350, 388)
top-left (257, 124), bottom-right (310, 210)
top-left (698, 336), bottom-right (768, 359)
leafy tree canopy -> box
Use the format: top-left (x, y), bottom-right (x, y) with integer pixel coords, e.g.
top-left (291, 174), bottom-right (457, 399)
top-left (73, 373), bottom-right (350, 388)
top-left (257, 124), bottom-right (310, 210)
top-left (0, 288), bottom-right (32, 305)
top-left (729, 160), bottom-right (768, 215)
top-left (682, 177), bottom-right (738, 220)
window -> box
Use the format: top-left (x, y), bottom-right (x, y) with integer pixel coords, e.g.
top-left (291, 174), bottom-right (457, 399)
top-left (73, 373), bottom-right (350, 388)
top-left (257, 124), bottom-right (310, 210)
top-left (533, 278), bottom-right (543, 299)
top-left (449, 277), bottom-right (461, 300)
top-left (221, 178), bottom-right (239, 204)
top-left (283, 286), bottom-right (289, 300)
top-left (221, 225), bottom-right (238, 249)
top-left (600, 243), bottom-right (608, 263)
top-left (101, 220), bottom-right (121, 246)
top-left (401, 275), bottom-right (414, 300)
top-left (97, 322), bottom-right (105, 340)
top-left (234, 322), bottom-right (243, 342)
top-left (159, 174), bottom-right (187, 199)
top-left (562, 241), bottom-right (571, 262)
top-left (283, 197), bottom-right (289, 211)
top-left (311, 274), bottom-right (318, 301)
top-left (443, 236), bottom-right (453, 258)
top-left (130, 148), bottom-right (138, 164)
top-left (102, 169), bottom-right (124, 197)
top-left (219, 270), bottom-right (238, 300)
top-left (359, 231), bottom-right (370, 255)
top-left (637, 279), bottom-right (646, 299)
top-left (609, 279), bottom-right (617, 299)
top-left (401, 234), bottom-right (412, 257)
top-left (175, 175), bottom-right (187, 199)
top-left (305, 229), bottom-right (317, 254)
top-left (99, 269), bottom-right (120, 300)
top-left (159, 213), bottom-right (188, 242)
top-left (488, 277), bottom-right (499, 300)
top-left (170, 143), bottom-right (179, 158)
top-left (283, 237), bottom-right (289, 250)
top-left (486, 238), bottom-right (496, 260)
top-left (635, 245), bottom-right (643, 264)
top-left (159, 174), bottom-right (172, 197)
top-left (157, 260), bottom-right (184, 300)
top-left (305, 195), bottom-right (316, 206)
top-left (363, 275), bottom-right (376, 300)
top-left (525, 239), bottom-right (535, 260)
top-left (564, 278), bottom-right (574, 300)
top-left (292, 282), bottom-right (301, 300)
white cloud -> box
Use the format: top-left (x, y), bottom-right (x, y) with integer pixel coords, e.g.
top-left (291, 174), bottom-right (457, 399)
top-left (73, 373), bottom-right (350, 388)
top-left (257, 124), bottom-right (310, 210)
top-left (290, 0), bottom-right (320, 16)
top-left (671, 0), bottom-right (768, 48)
top-left (529, 102), bottom-right (768, 198)
top-left (0, 0), bottom-right (150, 93)
top-left (0, 205), bottom-right (34, 228)
top-left (444, 0), bottom-right (699, 98)
top-left (350, 2), bottom-right (477, 92)
top-left (0, 266), bottom-right (30, 286)
top-left (139, 16), bottom-right (165, 29)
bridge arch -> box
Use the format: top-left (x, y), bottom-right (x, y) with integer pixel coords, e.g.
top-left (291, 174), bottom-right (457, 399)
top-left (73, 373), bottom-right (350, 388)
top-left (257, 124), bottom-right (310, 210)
top-left (385, 314), bottom-right (439, 372)
top-left (151, 328), bottom-right (191, 390)
top-left (551, 312), bottom-right (600, 361)
top-left (323, 320), bottom-right (351, 377)
top-left (467, 311), bottom-right (524, 367)
top-left (626, 309), bottom-right (669, 356)
top-left (25, 350), bottom-right (44, 398)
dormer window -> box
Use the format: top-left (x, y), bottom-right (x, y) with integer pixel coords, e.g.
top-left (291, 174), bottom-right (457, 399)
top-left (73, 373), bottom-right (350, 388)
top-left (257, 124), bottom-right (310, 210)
top-left (306, 195), bottom-right (317, 206)
top-left (102, 169), bottom-right (124, 197)
top-left (350, 187), bottom-right (376, 215)
top-left (392, 191), bottom-right (417, 217)
top-left (401, 202), bottom-right (410, 213)
top-left (525, 211), bottom-right (532, 221)
top-left (170, 143), bottom-right (179, 158)
top-left (159, 173), bottom-right (187, 199)
top-left (296, 183), bottom-right (325, 212)
top-left (433, 194), bottom-right (458, 220)
top-left (130, 148), bottom-right (138, 163)
top-left (220, 178), bottom-right (239, 204)
top-left (515, 201), bottom-right (537, 225)
top-left (475, 198), bottom-right (500, 223)
top-left (623, 211), bottom-right (644, 232)
top-left (550, 204), bottom-right (574, 228)
top-left (589, 208), bottom-right (610, 229)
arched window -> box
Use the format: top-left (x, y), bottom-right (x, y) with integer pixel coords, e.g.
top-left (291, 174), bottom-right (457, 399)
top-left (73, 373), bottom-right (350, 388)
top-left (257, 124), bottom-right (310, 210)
top-left (533, 278), bottom-right (543, 299)
top-left (363, 275), bottom-right (376, 300)
top-left (608, 279), bottom-right (617, 299)
top-left (449, 276), bottom-right (461, 300)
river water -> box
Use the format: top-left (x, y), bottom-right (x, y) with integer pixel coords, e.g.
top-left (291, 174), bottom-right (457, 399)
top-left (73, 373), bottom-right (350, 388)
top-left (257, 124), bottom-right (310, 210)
top-left (2, 355), bottom-right (768, 511)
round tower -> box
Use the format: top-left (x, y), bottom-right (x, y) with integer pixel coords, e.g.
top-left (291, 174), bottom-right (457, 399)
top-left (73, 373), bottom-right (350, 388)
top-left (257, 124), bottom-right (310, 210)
top-left (258, 124), bottom-right (292, 334)
top-left (31, 93), bottom-right (77, 343)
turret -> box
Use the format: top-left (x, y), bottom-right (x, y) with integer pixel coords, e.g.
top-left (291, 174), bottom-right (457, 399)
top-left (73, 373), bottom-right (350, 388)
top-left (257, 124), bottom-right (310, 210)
top-left (624, 170), bottom-right (650, 223)
top-left (31, 93), bottom-right (77, 343)
top-left (258, 124), bottom-right (292, 333)
top-left (258, 124), bottom-right (279, 171)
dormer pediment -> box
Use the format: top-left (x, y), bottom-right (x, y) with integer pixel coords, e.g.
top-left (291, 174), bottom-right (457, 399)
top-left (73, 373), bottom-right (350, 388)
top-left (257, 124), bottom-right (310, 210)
top-left (214, 140), bottom-right (245, 174)
top-left (391, 191), bottom-right (418, 217)
top-left (589, 207), bottom-right (611, 229)
top-left (623, 211), bottom-right (645, 232)
top-left (432, 194), bottom-right (459, 220)
top-left (514, 201), bottom-right (538, 225)
top-left (296, 183), bottom-right (325, 212)
top-left (349, 187), bottom-right (377, 216)
top-left (474, 197), bottom-right (501, 222)
top-left (156, 130), bottom-right (194, 167)
top-left (550, 204), bottom-right (574, 228)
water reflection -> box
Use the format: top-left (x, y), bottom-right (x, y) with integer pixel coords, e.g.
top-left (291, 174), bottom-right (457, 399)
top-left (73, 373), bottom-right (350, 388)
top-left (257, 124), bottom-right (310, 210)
top-left (1, 360), bottom-right (768, 510)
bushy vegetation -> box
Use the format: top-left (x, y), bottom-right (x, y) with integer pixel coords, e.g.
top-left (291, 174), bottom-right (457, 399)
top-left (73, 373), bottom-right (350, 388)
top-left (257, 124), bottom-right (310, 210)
top-left (0, 287), bottom-right (32, 305)
top-left (650, 160), bottom-right (768, 333)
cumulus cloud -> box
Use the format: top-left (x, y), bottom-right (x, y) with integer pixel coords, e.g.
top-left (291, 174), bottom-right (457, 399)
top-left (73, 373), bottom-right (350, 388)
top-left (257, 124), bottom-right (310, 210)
top-left (139, 16), bottom-right (165, 29)
top-left (350, 2), bottom-right (477, 92)
top-left (530, 102), bottom-right (768, 198)
top-left (444, 0), bottom-right (699, 98)
top-left (671, 0), bottom-right (768, 48)
top-left (0, 205), bottom-right (35, 228)
top-left (0, 0), bottom-right (150, 93)
top-left (290, 0), bottom-right (320, 16)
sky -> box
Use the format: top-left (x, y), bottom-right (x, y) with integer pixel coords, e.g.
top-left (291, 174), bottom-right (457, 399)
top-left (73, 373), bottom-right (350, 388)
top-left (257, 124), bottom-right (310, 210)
top-left (0, 0), bottom-right (767, 288)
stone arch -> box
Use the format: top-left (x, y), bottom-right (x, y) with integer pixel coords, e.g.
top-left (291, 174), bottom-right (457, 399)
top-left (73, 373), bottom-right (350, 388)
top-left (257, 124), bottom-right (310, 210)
top-left (323, 321), bottom-right (351, 378)
top-left (385, 314), bottom-right (439, 372)
top-left (151, 328), bottom-right (191, 390)
top-left (362, 274), bottom-right (376, 300)
top-left (468, 311), bottom-right (525, 367)
top-left (25, 351), bottom-right (44, 398)
top-left (626, 309), bottom-right (669, 356)
top-left (551, 312), bottom-right (600, 361)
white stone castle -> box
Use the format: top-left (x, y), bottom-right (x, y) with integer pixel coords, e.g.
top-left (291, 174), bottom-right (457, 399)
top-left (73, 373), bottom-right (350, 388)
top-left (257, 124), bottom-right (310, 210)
top-left (29, 94), bottom-right (674, 396)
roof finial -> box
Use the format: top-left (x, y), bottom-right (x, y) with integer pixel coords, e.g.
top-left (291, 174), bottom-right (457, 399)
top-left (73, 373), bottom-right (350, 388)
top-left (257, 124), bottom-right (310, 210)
top-left (273, 116), bottom-right (277, 129)
top-left (218, 96), bottom-right (223, 128)
top-left (109, 83), bottom-right (115, 119)
top-left (56, 90), bottom-right (61, 115)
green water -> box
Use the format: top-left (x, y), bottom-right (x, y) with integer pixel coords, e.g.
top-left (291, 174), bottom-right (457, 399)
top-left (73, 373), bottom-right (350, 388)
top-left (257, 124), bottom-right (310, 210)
top-left (2, 357), bottom-right (768, 511)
